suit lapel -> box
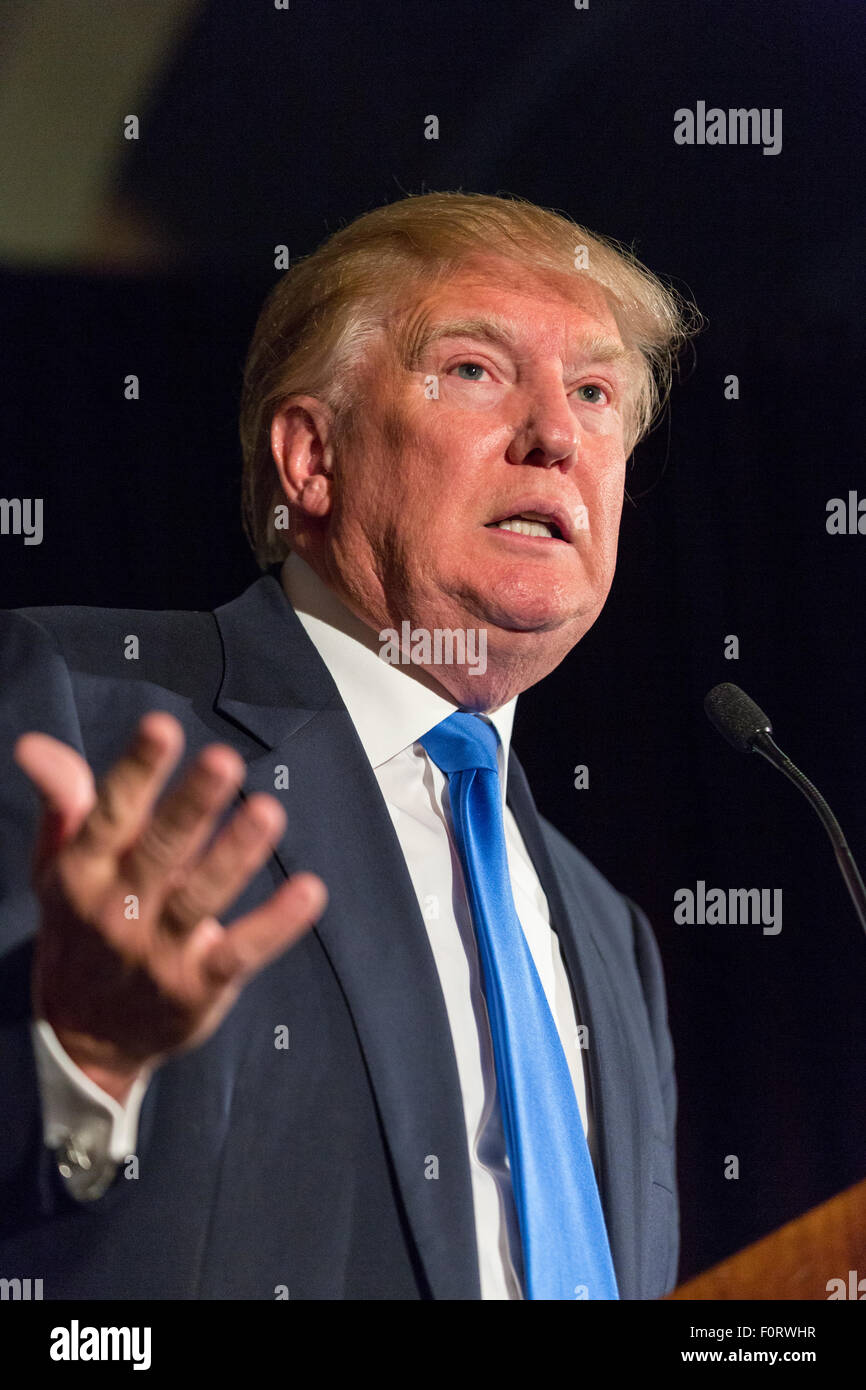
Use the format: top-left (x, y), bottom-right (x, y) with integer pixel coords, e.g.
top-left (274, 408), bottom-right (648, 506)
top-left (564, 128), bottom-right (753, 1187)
top-left (505, 748), bottom-right (648, 1297)
top-left (213, 573), bottom-right (480, 1299)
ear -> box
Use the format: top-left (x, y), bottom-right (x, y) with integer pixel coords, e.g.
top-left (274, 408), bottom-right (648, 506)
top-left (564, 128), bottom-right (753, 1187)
top-left (270, 396), bottom-right (336, 520)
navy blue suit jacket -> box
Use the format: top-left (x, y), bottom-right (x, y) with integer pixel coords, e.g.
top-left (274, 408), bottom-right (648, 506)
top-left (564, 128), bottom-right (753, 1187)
top-left (0, 570), bottom-right (678, 1299)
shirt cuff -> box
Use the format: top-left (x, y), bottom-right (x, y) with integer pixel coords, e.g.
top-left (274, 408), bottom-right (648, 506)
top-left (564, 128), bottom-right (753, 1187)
top-left (31, 1019), bottom-right (153, 1201)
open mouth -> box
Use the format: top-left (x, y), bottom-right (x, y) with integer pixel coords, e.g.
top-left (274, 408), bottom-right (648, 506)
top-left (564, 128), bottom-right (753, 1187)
top-left (484, 511), bottom-right (565, 541)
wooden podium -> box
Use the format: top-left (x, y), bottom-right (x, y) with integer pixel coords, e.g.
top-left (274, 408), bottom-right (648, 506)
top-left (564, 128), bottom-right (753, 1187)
top-left (666, 1177), bottom-right (866, 1299)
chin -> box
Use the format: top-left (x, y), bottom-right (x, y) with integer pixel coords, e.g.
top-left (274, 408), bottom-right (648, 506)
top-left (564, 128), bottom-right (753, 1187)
top-left (480, 570), bottom-right (598, 634)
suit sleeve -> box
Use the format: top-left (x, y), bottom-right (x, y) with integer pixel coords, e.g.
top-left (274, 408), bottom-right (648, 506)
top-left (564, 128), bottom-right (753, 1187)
top-left (0, 610), bottom-right (142, 1231)
top-left (627, 895), bottom-right (679, 1290)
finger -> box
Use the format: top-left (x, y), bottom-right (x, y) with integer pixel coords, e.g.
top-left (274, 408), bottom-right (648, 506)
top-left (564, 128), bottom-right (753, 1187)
top-left (201, 873), bottom-right (328, 986)
top-left (120, 742), bottom-right (247, 903)
top-left (14, 733), bottom-right (96, 871)
top-left (73, 712), bottom-right (186, 862)
top-left (159, 793), bottom-right (287, 935)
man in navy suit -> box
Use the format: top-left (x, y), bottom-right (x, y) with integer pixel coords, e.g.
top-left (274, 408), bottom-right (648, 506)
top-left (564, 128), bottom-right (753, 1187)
top-left (0, 192), bottom-right (691, 1299)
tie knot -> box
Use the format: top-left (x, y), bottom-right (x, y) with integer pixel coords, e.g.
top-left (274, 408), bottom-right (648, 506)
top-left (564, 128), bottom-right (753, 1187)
top-left (419, 711), bottom-right (500, 775)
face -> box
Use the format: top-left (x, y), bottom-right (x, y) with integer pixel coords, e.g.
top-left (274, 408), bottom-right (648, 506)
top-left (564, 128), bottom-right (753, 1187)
top-left (279, 255), bottom-right (635, 708)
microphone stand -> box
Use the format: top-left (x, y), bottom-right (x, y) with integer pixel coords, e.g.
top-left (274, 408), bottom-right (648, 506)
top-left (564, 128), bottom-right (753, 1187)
top-left (750, 728), bottom-right (866, 938)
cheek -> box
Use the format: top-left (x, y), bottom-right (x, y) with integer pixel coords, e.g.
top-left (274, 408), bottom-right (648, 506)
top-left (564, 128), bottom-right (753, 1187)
top-left (588, 436), bottom-right (627, 506)
top-left (401, 403), bottom-right (500, 509)
top-left (422, 400), bottom-right (492, 457)
top-left (577, 452), bottom-right (625, 563)
top-left (597, 462), bottom-right (626, 521)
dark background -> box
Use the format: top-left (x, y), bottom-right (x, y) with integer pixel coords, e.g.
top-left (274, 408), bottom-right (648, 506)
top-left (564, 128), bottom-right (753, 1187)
top-left (1, 0), bottom-right (864, 1284)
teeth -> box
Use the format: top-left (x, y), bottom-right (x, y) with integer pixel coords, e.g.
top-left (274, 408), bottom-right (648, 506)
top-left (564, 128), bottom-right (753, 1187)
top-left (492, 517), bottom-right (554, 538)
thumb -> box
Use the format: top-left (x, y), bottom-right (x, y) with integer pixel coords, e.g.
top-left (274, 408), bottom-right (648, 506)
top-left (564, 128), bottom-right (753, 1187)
top-left (14, 732), bottom-right (96, 871)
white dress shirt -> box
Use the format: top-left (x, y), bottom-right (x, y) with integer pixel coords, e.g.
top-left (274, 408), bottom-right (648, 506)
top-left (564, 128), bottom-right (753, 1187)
top-left (31, 552), bottom-right (593, 1299)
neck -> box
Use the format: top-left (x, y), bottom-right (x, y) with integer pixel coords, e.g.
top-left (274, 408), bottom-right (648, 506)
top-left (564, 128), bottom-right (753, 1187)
top-left (288, 544), bottom-right (574, 711)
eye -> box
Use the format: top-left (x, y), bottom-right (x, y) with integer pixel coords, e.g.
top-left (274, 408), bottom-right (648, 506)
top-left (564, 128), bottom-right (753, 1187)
top-left (449, 361), bottom-right (491, 382)
top-left (576, 383), bottom-right (607, 404)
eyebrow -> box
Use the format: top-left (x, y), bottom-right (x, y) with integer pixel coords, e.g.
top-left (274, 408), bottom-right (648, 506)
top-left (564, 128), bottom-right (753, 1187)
top-left (406, 315), bottom-right (631, 374)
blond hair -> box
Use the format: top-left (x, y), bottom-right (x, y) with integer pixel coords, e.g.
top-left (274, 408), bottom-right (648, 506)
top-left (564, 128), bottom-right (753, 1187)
top-left (240, 191), bottom-right (699, 568)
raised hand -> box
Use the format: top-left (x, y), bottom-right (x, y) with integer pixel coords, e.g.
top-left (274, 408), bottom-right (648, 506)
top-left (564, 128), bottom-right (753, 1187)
top-left (14, 711), bottom-right (327, 1103)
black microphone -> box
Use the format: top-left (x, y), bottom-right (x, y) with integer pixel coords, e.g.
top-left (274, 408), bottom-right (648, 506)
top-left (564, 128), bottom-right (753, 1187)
top-left (704, 682), bottom-right (866, 938)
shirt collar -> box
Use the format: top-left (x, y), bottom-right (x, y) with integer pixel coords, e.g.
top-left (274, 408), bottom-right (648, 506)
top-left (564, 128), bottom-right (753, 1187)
top-left (280, 552), bottom-right (516, 777)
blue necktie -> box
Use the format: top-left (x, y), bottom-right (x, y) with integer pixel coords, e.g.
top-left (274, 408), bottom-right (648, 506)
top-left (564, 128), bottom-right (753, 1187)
top-left (419, 712), bottom-right (619, 1300)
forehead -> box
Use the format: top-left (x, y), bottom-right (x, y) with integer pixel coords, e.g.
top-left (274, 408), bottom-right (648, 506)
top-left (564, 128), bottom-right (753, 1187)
top-left (398, 254), bottom-right (626, 364)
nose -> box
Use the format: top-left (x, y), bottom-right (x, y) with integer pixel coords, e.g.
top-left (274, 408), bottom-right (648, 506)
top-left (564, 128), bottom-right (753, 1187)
top-left (505, 379), bottom-right (578, 470)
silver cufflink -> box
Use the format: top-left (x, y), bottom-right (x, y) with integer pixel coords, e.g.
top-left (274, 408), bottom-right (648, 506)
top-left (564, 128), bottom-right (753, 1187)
top-left (55, 1138), bottom-right (115, 1200)
top-left (57, 1139), bottom-right (92, 1179)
